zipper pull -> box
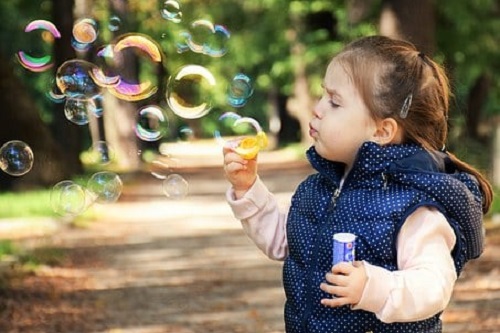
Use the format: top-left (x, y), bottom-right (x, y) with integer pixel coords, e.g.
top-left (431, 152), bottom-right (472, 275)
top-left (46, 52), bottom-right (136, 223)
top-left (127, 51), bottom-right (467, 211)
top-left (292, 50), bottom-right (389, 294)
top-left (382, 172), bottom-right (388, 190)
top-left (331, 187), bottom-right (341, 208)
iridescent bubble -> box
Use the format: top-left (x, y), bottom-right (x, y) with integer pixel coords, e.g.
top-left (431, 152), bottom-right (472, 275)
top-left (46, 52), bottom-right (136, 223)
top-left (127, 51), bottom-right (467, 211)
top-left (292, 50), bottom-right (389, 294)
top-left (227, 73), bottom-right (253, 107)
top-left (205, 24), bottom-right (230, 57)
top-left (17, 20), bottom-right (61, 72)
top-left (46, 83), bottom-right (66, 104)
top-left (186, 19), bottom-right (215, 54)
top-left (214, 112), bottom-right (267, 160)
top-left (162, 174), bottom-right (188, 199)
top-left (135, 105), bottom-right (169, 141)
top-left (108, 33), bottom-right (162, 101)
top-left (185, 20), bottom-right (230, 57)
top-left (113, 33), bottom-right (162, 62)
top-left (166, 64), bottom-right (216, 119)
top-left (161, 0), bottom-right (182, 23)
top-left (175, 31), bottom-right (191, 53)
top-left (50, 180), bottom-right (87, 217)
top-left (56, 59), bottom-right (102, 99)
top-left (87, 171), bottom-right (123, 204)
top-left (90, 44), bottom-right (122, 88)
top-left (72, 18), bottom-right (98, 44)
top-left (108, 15), bottom-right (122, 32)
top-left (177, 126), bottom-right (194, 142)
top-left (64, 98), bottom-right (96, 125)
top-left (0, 140), bottom-right (34, 176)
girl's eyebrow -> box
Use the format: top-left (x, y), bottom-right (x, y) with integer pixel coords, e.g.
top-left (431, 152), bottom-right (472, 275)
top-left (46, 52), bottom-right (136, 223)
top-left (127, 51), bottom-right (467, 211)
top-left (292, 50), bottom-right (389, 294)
top-left (321, 82), bottom-right (343, 100)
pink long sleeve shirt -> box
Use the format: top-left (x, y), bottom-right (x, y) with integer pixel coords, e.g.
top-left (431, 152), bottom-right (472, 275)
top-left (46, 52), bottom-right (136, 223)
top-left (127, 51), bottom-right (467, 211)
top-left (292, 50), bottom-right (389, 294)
top-left (226, 177), bottom-right (458, 323)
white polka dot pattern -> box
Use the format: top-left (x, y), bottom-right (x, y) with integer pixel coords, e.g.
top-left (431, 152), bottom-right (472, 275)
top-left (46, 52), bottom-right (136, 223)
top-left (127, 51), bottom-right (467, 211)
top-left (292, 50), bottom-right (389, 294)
top-left (282, 142), bottom-right (484, 333)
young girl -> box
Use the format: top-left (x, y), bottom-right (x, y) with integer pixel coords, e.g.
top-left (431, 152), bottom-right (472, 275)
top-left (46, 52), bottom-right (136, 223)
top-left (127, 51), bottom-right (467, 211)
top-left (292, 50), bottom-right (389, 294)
top-left (222, 35), bottom-right (493, 333)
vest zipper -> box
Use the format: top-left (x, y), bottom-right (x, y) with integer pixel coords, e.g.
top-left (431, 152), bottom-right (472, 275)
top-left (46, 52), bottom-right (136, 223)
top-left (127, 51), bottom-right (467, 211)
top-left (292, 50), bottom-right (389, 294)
top-left (331, 187), bottom-right (341, 208)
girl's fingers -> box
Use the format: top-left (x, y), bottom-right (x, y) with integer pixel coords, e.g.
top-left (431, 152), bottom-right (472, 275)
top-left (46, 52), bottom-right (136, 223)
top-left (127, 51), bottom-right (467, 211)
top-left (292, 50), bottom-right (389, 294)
top-left (225, 161), bottom-right (247, 173)
top-left (324, 272), bottom-right (348, 286)
top-left (320, 296), bottom-right (351, 308)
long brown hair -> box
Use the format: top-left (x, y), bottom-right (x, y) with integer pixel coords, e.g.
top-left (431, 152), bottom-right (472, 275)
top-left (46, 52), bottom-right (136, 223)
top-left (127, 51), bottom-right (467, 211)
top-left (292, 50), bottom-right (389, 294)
top-left (334, 35), bottom-right (493, 213)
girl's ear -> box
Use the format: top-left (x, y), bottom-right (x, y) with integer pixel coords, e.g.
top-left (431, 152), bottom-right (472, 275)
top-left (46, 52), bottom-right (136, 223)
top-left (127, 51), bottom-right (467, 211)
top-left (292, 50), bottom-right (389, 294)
top-left (373, 118), bottom-right (402, 145)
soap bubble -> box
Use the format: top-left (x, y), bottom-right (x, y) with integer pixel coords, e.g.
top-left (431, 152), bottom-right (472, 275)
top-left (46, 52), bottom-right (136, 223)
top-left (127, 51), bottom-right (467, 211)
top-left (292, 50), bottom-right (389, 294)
top-left (50, 180), bottom-right (87, 217)
top-left (17, 20), bottom-right (61, 72)
top-left (72, 18), bottom-right (98, 44)
top-left (227, 73), bottom-right (253, 107)
top-left (135, 105), bottom-right (170, 141)
top-left (56, 59), bottom-right (102, 99)
top-left (162, 173), bottom-right (188, 199)
top-left (107, 33), bottom-right (162, 101)
top-left (161, 0), bottom-right (182, 23)
top-left (64, 98), bottom-right (96, 125)
top-left (166, 64), bottom-right (216, 119)
top-left (0, 140), bottom-right (34, 176)
top-left (87, 171), bottom-right (123, 204)
top-left (214, 112), bottom-right (267, 159)
top-left (108, 16), bottom-right (122, 32)
top-left (185, 20), bottom-right (230, 57)
top-left (90, 44), bottom-right (122, 88)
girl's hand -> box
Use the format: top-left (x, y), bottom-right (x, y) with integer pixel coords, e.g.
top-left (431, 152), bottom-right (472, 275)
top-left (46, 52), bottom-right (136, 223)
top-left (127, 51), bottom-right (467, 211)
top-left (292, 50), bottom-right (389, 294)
top-left (319, 261), bottom-right (367, 307)
top-left (223, 144), bottom-right (258, 199)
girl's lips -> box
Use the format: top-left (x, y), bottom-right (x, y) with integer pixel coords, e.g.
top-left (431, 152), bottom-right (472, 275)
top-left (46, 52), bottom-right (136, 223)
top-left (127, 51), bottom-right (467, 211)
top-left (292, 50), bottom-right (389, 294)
top-left (309, 124), bottom-right (317, 138)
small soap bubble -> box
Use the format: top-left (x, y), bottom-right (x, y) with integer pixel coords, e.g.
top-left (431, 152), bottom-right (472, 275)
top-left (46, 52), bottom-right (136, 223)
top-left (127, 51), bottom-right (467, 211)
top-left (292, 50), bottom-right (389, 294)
top-left (204, 24), bottom-right (230, 57)
top-left (184, 20), bottom-right (230, 57)
top-left (135, 105), bottom-right (169, 141)
top-left (227, 73), bottom-right (253, 107)
top-left (87, 171), bottom-right (123, 204)
top-left (72, 18), bottom-right (98, 44)
top-left (160, 0), bottom-right (182, 23)
top-left (177, 126), bottom-right (195, 142)
top-left (64, 98), bottom-right (96, 125)
top-left (214, 113), bottom-right (267, 159)
top-left (108, 15), bottom-right (122, 32)
top-left (50, 180), bottom-right (87, 217)
top-left (162, 173), bottom-right (188, 199)
top-left (56, 59), bottom-right (102, 99)
top-left (166, 64), bottom-right (216, 119)
top-left (0, 140), bottom-right (34, 176)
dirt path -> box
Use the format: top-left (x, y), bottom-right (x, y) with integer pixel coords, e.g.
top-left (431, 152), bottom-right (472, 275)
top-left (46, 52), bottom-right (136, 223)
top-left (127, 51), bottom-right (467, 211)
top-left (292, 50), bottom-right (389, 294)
top-left (0, 165), bottom-right (499, 332)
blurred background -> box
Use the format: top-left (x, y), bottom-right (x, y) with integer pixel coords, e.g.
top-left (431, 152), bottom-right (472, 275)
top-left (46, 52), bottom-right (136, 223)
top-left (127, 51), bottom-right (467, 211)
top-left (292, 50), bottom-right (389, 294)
top-left (0, 0), bottom-right (499, 332)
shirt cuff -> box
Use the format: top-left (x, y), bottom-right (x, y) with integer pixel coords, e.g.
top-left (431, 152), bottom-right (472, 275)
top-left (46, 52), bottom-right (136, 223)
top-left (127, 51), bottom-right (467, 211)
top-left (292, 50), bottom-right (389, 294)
top-left (226, 177), bottom-right (272, 220)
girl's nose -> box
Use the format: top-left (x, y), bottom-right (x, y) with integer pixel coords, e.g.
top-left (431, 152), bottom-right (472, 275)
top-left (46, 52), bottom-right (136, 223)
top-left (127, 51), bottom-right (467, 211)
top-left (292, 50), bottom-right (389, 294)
top-left (312, 102), bottom-right (322, 119)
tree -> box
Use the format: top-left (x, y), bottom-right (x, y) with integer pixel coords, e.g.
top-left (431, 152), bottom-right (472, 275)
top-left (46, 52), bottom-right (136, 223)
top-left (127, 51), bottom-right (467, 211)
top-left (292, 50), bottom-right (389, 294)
top-left (0, 53), bottom-right (68, 190)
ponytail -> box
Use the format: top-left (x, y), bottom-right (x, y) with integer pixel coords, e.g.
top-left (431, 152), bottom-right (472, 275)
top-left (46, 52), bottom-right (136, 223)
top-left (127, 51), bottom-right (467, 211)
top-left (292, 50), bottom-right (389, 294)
top-left (446, 151), bottom-right (493, 213)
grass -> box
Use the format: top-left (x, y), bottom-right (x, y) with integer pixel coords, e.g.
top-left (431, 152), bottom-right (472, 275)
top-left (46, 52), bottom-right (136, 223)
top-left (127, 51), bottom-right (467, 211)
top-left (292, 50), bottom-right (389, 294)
top-left (0, 190), bottom-right (56, 219)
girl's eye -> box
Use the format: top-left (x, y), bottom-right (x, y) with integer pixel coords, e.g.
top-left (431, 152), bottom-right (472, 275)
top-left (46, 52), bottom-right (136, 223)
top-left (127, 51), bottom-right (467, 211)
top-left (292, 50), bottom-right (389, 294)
top-left (329, 100), bottom-right (340, 108)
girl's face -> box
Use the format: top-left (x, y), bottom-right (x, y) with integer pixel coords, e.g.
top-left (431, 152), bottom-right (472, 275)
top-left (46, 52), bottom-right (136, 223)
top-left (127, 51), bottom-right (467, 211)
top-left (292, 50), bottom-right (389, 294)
top-left (309, 60), bottom-right (378, 172)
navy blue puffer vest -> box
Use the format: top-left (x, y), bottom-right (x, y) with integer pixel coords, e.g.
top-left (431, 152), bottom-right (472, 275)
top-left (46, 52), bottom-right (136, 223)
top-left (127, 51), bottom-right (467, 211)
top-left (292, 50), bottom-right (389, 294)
top-left (283, 142), bottom-right (484, 333)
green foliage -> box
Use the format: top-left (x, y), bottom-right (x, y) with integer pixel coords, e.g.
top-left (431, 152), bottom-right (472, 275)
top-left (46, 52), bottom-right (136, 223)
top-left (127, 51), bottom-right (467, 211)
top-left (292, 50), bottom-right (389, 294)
top-left (436, 0), bottom-right (500, 117)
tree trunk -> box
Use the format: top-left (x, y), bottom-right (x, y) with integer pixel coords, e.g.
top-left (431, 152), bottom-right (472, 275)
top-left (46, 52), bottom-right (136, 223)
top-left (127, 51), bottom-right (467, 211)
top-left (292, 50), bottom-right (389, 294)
top-left (379, 0), bottom-right (436, 55)
top-left (466, 73), bottom-right (491, 141)
top-left (52, 0), bottom-right (85, 176)
top-left (102, 0), bottom-right (141, 171)
top-left (0, 55), bottom-right (68, 191)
